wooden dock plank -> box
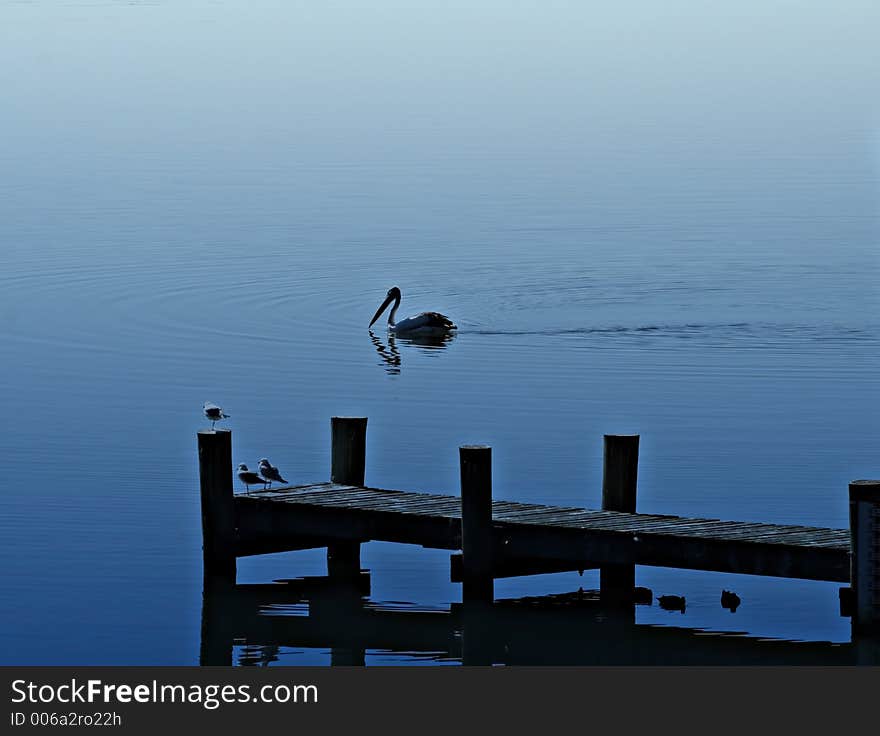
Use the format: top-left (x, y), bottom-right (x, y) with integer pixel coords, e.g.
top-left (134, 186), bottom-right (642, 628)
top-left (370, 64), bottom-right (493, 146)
top-left (540, 513), bottom-right (849, 549)
top-left (231, 483), bottom-right (851, 581)
top-left (242, 487), bottom-right (849, 548)
top-left (492, 508), bottom-right (589, 524)
top-left (245, 486), bottom-right (846, 547)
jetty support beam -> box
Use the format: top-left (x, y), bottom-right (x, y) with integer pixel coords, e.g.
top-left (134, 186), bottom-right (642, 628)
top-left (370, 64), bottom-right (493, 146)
top-left (328, 417), bottom-right (368, 579)
top-left (600, 434), bottom-right (639, 602)
top-left (850, 480), bottom-right (880, 635)
top-left (460, 445), bottom-right (494, 604)
top-left (199, 429), bottom-right (236, 586)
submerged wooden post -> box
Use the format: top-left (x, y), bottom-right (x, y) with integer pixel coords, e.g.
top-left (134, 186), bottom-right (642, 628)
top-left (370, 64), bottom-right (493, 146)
top-left (460, 445), bottom-right (494, 604)
top-left (198, 429), bottom-right (236, 585)
top-left (600, 434), bottom-right (639, 600)
top-left (328, 417), bottom-right (368, 578)
top-left (849, 480), bottom-right (880, 635)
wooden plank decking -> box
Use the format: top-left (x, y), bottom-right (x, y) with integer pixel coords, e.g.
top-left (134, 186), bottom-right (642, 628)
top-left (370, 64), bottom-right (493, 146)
top-left (233, 482), bottom-right (851, 583)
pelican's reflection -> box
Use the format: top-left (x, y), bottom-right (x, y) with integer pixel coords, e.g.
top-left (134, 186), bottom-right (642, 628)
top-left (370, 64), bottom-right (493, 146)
top-left (370, 329), bottom-right (456, 375)
top-left (370, 330), bottom-right (401, 374)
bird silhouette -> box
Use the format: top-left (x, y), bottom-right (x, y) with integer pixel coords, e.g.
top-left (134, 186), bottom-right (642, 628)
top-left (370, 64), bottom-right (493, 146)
top-left (657, 594), bottom-right (686, 613)
top-left (721, 590), bottom-right (741, 612)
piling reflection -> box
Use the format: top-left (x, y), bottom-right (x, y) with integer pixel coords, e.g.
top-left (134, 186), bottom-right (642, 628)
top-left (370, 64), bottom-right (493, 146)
top-left (201, 580), bottom-right (874, 666)
top-left (370, 330), bottom-right (456, 375)
top-left (238, 644), bottom-right (280, 667)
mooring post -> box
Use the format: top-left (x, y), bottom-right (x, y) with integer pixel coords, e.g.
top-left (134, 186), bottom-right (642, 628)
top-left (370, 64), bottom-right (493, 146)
top-left (328, 417), bottom-right (368, 578)
top-left (460, 445), bottom-right (494, 604)
top-left (849, 480), bottom-right (880, 635)
top-left (198, 429), bottom-right (236, 585)
top-left (600, 434), bottom-right (639, 601)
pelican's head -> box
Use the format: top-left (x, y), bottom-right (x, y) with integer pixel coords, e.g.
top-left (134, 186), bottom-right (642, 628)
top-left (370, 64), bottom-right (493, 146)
top-left (237, 463), bottom-right (248, 472)
top-left (258, 458), bottom-right (270, 467)
top-left (369, 286), bottom-right (402, 328)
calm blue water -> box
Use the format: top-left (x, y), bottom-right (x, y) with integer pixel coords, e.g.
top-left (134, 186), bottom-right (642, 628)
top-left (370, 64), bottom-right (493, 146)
top-left (1, 1), bottom-right (878, 665)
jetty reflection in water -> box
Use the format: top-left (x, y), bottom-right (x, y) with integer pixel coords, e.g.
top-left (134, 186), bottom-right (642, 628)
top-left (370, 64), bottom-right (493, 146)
top-left (201, 581), bottom-right (878, 666)
top-left (369, 330), bottom-right (456, 375)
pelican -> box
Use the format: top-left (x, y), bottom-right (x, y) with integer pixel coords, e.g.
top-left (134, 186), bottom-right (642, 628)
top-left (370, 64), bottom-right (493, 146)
top-left (369, 286), bottom-right (456, 335)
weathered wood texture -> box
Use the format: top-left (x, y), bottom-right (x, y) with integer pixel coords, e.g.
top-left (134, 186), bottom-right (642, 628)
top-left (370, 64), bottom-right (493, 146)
top-left (330, 416), bottom-right (367, 485)
top-left (327, 417), bottom-right (367, 578)
top-left (849, 480), bottom-right (880, 633)
top-left (233, 483), bottom-right (851, 582)
top-left (602, 434), bottom-right (639, 513)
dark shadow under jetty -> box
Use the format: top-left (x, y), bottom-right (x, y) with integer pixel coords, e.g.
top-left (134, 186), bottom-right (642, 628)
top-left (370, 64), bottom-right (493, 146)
top-left (201, 582), bottom-right (879, 666)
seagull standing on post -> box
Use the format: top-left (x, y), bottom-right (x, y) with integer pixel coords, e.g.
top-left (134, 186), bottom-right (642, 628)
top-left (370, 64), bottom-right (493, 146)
top-left (203, 401), bottom-right (230, 429)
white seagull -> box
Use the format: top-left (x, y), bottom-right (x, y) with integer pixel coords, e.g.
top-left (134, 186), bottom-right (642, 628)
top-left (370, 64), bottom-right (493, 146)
top-left (258, 458), bottom-right (288, 488)
top-left (237, 463), bottom-right (266, 493)
top-left (203, 401), bottom-right (230, 429)
top-left (369, 286), bottom-right (456, 336)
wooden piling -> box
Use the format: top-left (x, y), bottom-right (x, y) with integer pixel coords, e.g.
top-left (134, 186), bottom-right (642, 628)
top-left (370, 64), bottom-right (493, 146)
top-left (600, 434), bottom-right (639, 600)
top-left (331, 416), bottom-right (367, 486)
top-left (328, 417), bottom-right (368, 578)
top-left (849, 480), bottom-right (880, 634)
top-left (460, 445), bottom-right (494, 604)
top-left (198, 429), bottom-right (236, 584)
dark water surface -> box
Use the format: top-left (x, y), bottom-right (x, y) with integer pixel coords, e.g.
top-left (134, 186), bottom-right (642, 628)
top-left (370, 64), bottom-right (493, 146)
top-left (1, 1), bottom-right (878, 664)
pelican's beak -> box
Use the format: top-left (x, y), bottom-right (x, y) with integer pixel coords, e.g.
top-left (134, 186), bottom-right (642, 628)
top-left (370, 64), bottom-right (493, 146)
top-left (369, 293), bottom-right (394, 328)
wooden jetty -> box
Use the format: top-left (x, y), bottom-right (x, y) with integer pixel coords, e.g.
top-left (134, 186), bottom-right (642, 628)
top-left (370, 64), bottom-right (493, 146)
top-left (198, 417), bottom-right (880, 636)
